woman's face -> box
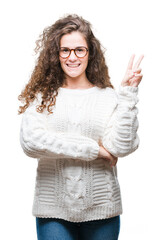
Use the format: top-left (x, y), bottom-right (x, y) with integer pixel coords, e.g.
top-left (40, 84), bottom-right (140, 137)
top-left (59, 31), bottom-right (89, 81)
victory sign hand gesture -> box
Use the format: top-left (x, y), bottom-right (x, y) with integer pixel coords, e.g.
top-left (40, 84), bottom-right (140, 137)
top-left (121, 54), bottom-right (144, 87)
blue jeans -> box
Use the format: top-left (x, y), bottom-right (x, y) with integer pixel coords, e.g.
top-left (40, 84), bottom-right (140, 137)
top-left (36, 215), bottom-right (120, 240)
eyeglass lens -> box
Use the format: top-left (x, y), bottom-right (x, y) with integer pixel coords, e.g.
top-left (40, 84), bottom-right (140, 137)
top-left (59, 47), bottom-right (88, 58)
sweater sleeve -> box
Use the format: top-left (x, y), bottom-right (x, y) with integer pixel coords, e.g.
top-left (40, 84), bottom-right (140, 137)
top-left (20, 100), bottom-right (99, 161)
top-left (102, 86), bottom-right (139, 157)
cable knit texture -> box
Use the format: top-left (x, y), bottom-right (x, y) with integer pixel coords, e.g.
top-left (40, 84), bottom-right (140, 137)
top-left (20, 85), bottom-right (139, 222)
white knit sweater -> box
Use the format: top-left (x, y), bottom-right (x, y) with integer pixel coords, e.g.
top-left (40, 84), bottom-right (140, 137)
top-left (20, 85), bottom-right (139, 222)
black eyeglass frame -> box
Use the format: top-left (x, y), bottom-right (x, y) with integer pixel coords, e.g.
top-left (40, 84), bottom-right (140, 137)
top-left (59, 46), bottom-right (89, 59)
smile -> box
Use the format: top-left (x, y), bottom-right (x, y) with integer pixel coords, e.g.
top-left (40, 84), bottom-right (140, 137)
top-left (66, 64), bottom-right (81, 68)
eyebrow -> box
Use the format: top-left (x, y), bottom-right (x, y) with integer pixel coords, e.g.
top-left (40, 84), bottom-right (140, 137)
top-left (60, 46), bottom-right (87, 48)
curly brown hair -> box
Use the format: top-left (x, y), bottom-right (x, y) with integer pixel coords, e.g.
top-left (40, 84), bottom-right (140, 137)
top-left (18, 14), bottom-right (113, 114)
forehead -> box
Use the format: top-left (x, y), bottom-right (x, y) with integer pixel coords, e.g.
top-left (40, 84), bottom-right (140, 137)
top-left (60, 31), bottom-right (88, 48)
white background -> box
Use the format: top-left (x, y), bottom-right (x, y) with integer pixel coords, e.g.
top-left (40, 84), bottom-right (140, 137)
top-left (0, 0), bottom-right (163, 239)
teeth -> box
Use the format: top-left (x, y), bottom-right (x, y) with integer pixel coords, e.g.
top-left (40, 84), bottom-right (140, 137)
top-left (67, 64), bottom-right (80, 67)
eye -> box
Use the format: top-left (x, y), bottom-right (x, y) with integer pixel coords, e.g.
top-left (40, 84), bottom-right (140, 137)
top-left (76, 48), bottom-right (85, 53)
top-left (59, 48), bottom-right (70, 58)
top-left (61, 48), bottom-right (69, 53)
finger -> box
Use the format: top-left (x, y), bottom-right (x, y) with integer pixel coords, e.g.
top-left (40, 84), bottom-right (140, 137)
top-left (109, 154), bottom-right (116, 161)
top-left (134, 73), bottom-right (143, 78)
top-left (133, 68), bottom-right (142, 74)
top-left (113, 158), bottom-right (117, 166)
top-left (132, 79), bottom-right (142, 87)
top-left (110, 158), bottom-right (118, 167)
top-left (131, 73), bottom-right (143, 80)
top-left (129, 71), bottom-right (143, 80)
top-left (129, 75), bottom-right (143, 87)
top-left (110, 155), bottom-right (117, 165)
top-left (124, 70), bottom-right (135, 82)
top-left (127, 54), bottom-right (135, 70)
top-left (133, 55), bottom-right (144, 70)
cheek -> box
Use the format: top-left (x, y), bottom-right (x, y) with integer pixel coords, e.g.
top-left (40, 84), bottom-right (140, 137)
top-left (81, 54), bottom-right (88, 66)
top-left (83, 57), bottom-right (89, 68)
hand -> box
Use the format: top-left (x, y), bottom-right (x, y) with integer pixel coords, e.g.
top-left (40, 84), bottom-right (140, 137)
top-left (98, 146), bottom-right (118, 167)
top-left (121, 54), bottom-right (144, 87)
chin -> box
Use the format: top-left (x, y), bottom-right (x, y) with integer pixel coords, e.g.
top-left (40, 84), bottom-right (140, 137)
top-left (67, 75), bottom-right (81, 79)
top-left (65, 72), bottom-right (84, 79)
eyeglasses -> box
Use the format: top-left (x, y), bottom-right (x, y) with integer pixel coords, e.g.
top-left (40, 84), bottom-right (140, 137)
top-left (59, 46), bottom-right (88, 59)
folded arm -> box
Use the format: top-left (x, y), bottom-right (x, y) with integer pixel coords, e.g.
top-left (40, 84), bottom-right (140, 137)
top-left (20, 100), bottom-right (99, 161)
top-left (102, 86), bottom-right (139, 158)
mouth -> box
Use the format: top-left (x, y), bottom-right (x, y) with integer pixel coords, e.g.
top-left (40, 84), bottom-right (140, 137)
top-left (66, 64), bottom-right (81, 68)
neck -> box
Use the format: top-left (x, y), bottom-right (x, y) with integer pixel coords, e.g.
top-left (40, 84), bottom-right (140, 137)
top-left (62, 75), bottom-right (94, 89)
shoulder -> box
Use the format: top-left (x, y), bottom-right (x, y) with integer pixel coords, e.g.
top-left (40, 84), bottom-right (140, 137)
top-left (97, 86), bottom-right (116, 94)
top-left (97, 87), bottom-right (118, 102)
top-left (23, 93), bottom-right (44, 116)
top-left (94, 87), bottom-right (118, 112)
top-left (32, 93), bottom-right (43, 106)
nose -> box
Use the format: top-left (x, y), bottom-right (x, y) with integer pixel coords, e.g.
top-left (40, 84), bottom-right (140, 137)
top-left (68, 50), bottom-right (78, 61)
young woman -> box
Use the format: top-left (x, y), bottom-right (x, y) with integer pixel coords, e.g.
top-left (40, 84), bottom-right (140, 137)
top-left (19, 14), bottom-right (143, 240)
